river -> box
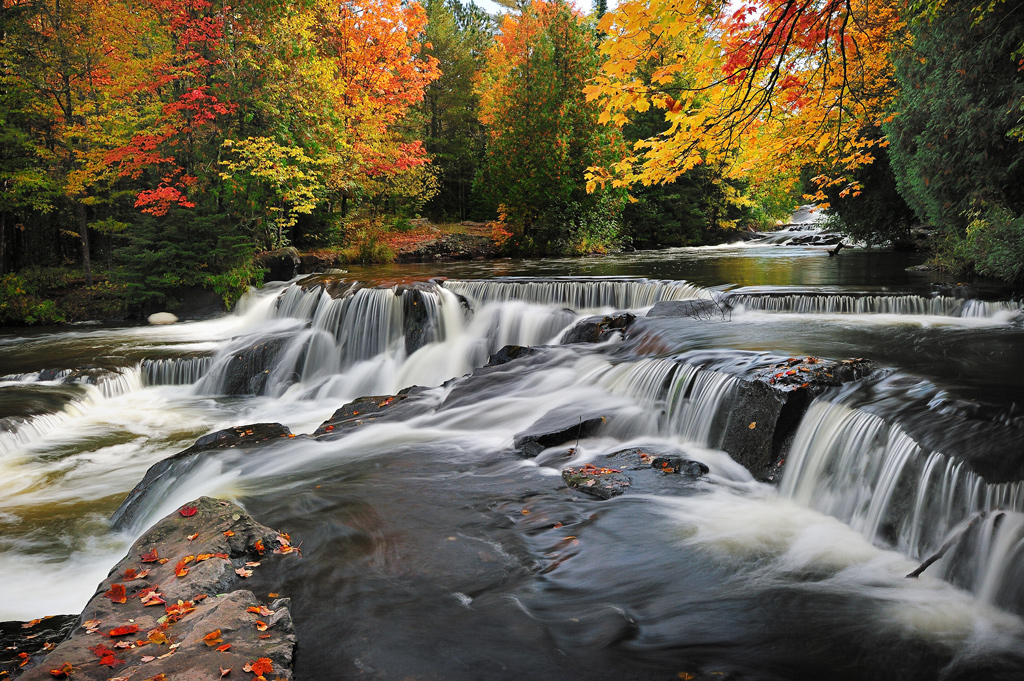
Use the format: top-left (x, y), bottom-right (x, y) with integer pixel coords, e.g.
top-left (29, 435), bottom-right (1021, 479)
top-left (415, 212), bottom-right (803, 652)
top-left (2, 226), bottom-right (1023, 680)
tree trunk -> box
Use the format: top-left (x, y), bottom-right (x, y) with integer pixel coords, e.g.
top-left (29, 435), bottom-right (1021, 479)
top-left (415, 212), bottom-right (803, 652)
top-left (76, 201), bottom-right (92, 285)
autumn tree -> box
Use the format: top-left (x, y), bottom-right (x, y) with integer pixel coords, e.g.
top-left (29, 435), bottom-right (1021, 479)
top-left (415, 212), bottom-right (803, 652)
top-left (477, 0), bottom-right (625, 253)
top-left (585, 0), bottom-right (904, 206)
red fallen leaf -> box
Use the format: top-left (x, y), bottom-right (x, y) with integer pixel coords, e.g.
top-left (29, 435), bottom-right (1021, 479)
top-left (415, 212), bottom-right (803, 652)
top-left (104, 584), bottom-right (127, 604)
top-left (258, 634), bottom-right (272, 639)
top-left (90, 644), bottom-right (116, 657)
top-left (254, 620), bottom-right (268, 632)
top-left (179, 505), bottom-right (198, 517)
top-left (247, 605), bottom-right (274, 617)
top-left (194, 594), bottom-right (208, 602)
top-left (108, 625), bottom-right (139, 637)
top-left (203, 629), bottom-right (223, 647)
top-left (213, 553), bottom-right (230, 560)
top-left (140, 591), bottom-right (165, 607)
top-left (48, 662), bottom-right (74, 677)
top-left (220, 667), bottom-right (232, 677)
top-left (123, 568), bottom-right (137, 580)
top-left (216, 643), bottom-right (232, 652)
top-left (140, 549), bottom-right (159, 563)
top-left (18, 652), bottom-right (30, 667)
top-left (98, 654), bottom-right (123, 667)
top-left (134, 639), bottom-right (150, 647)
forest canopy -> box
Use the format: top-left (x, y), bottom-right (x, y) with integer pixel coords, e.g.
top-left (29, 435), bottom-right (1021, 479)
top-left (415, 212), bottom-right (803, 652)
top-left (1, 0), bottom-right (1022, 323)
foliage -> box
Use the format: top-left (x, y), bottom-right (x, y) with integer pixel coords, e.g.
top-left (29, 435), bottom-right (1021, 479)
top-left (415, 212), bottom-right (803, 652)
top-left (885, 0), bottom-right (1024, 231)
top-left (584, 0), bottom-right (903, 203)
top-left (476, 0), bottom-right (626, 254)
top-left (0, 273), bottom-right (65, 325)
top-left (931, 207), bottom-right (1024, 282)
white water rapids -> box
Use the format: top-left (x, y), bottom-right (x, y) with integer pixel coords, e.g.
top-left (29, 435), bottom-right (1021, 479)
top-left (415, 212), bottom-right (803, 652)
top-left (1, 263), bottom-right (1023, 679)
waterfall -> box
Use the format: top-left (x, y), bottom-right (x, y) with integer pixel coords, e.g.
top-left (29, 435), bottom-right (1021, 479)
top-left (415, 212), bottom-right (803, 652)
top-left (593, 357), bottom-right (740, 447)
top-left (141, 357), bottom-right (214, 386)
top-left (727, 292), bottom-right (1023, 318)
top-left (444, 278), bottom-right (712, 311)
top-left (780, 398), bottom-right (1024, 612)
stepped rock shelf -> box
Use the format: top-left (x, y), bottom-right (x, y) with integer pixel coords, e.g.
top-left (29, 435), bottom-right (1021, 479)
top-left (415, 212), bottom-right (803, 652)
top-left (3, 237), bottom-right (1024, 681)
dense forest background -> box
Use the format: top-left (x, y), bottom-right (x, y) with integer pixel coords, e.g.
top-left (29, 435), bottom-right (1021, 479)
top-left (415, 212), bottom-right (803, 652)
top-left (1, 0), bottom-right (1022, 323)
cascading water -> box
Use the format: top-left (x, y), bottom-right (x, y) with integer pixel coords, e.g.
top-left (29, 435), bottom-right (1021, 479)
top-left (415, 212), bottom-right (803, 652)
top-left (727, 291), bottom-right (1023, 318)
top-left (3, 245), bottom-right (1024, 681)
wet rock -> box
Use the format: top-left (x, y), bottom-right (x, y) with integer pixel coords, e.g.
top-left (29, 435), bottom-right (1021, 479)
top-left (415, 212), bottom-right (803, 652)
top-left (722, 357), bottom-right (875, 481)
top-left (147, 311), bottom-right (178, 325)
top-left (401, 285), bottom-right (439, 355)
top-left (513, 409), bottom-right (606, 458)
top-left (562, 464), bottom-right (632, 499)
top-left (395, 233), bottom-right (497, 262)
top-left (297, 252), bottom-right (345, 274)
top-left (485, 345), bottom-right (540, 367)
top-left (560, 313), bottom-right (636, 345)
top-left (219, 335), bottom-right (291, 395)
top-left (647, 299), bottom-right (732, 320)
top-left (257, 247), bottom-right (301, 282)
top-left (313, 391), bottom-right (432, 438)
top-left (0, 616), bottom-right (77, 679)
top-left (19, 497), bottom-right (297, 681)
top-left (112, 424), bottom-right (294, 529)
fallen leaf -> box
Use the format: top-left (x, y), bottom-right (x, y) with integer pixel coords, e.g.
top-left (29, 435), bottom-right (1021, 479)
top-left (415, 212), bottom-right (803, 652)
top-left (158, 558), bottom-right (170, 564)
top-left (258, 634), bottom-right (272, 639)
top-left (254, 621), bottom-right (268, 632)
top-left (220, 667), bottom-right (232, 677)
top-left (142, 675), bottom-right (168, 681)
top-left (223, 531), bottom-right (235, 537)
top-left (247, 605), bottom-right (274, 617)
top-left (140, 591), bottom-right (166, 607)
top-left (123, 568), bottom-right (137, 580)
top-left (104, 584), bottom-right (127, 604)
top-left (749, 421), bottom-right (757, 429)
top-left (22, 619), bottom-right (41, 629)
top-left (140, 549), bottom-right (159, 563)
top-left (48, 662), bottom-right (74, 678)
top-left (82, 619), bottom-right (101, 631)
top-left (235, 568), bottom-right (253, 578)
top-left (141, 656), bottom-right (156, 663)
top-left (18, 652), bottom-right (30, 667)
top-left (267, 593), bottom-right (279, 598)
top-left (108, 625), bottom-right (139, 637)
top-left (216, 643), bottom-right (232, 652)
top-left (194, 594), bottom-right (208, 602)
top-left (187, 532), bottom-right (199, 541)
top-left (249, 658), bottom-right (273, 676)
top-left (98, 654), bottom-right (123, 667)
top-left (179, 505), bottom-right (198, 517)
top-left (245, 561), bottom-right (261, 567)
top-left (112, 641), bottom-right (132, 649)
top-left (254, 539), bottom-right (265, 555)
top-left (196, 553), bottom-right (214, 561)
top-left (203, 630), bottom-right (223, 647)
top-left (147, 630), bottom-right (169, 645)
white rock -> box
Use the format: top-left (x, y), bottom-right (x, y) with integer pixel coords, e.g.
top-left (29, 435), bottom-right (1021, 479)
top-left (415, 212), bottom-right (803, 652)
top-left (148, 312), bottom-right (179, 325)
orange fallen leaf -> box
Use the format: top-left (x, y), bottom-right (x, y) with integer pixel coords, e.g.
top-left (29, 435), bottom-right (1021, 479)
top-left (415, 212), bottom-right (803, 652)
top-left (82, 619), bottom-right (101, 631)
top-left (142, 675), bottom-right (168, 681)
top-left (248, 658), bottom-right (273, 676)
top-left (140, 549), bottom-right (159, 563)
top-left (216, 643), bottom-right (232, 652)
top-left (18, 652), bottom-right (30, 667)
top-left (194, 594), bottom-right (208, 602)
top-left (258, 634), bottom-right (272, 639)
top-left (254, 539), bottom-right (265, 555)
top-left (22, 619), bottom-right (42, 628)
top-left (104, 584), bottom-right (127, 604)
top-left (108, 625), bottom-right (139, 637)
top-left (223, 531), bottom-right (235, 537)
top-left (254, 620), bottom-right (268, 632)
top-left (179, 505), bottom-right (198, 517)
top-left (247, 605), bottom-right (274, 617)
top-left (235, 568), bottom-right (253, 578)
top-left (140, 591), bottom-right (166, 607)
top-left (123, 568), bottom-right (137, 580)
top-left (98, 654), bottom-right (123, 667)
top-left (220, 667), bottom-right (231, 677)
top-left (187, 532), bottom-right (199, 541)
top-left (147, 630), bottom-right (168, 645)
top-left (203, 629), bottom-right (224, 646)
top-left (267, 593), bottom-right (279, 598)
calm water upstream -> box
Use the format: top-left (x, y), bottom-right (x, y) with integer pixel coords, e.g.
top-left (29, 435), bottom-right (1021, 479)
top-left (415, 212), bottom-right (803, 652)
top-left (2, 229), bottom-right (1024, 680)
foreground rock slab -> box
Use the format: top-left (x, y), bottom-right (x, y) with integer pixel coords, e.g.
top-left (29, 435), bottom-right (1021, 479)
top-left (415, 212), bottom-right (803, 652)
top-left (19, 497), bottom-right (297, 681)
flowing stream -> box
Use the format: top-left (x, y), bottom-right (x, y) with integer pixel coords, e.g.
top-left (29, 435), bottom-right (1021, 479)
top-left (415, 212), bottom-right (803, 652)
top-left (2, 235), bottom-right (1024, 680)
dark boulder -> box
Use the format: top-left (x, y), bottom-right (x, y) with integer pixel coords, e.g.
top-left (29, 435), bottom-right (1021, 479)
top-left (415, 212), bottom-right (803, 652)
top-left (562, 464), bottom-right (632, 499)
top-left (313, 390), bottom-right (434, 438)
top-left (561, 313), bottom-right (636, 345)
top-left (513, 408), bottom-right (606, 458)
top-left (19, 497), bottom-right (297, 681)
top-left (561, 447), bottom-right (711, 500)
top-left (111, 423), bottom-right (294, 529)
top-left (485, 345), bottom-right (540, 367)
top-left (257, 247), bottom-right (301, 282)
top-left (218, 335), bottom-right (291, 395)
